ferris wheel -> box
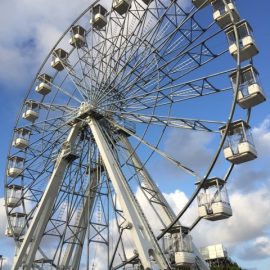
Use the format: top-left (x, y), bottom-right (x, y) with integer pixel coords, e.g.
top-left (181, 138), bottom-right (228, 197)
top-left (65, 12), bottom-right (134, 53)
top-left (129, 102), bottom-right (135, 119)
top-left (4, 0), bottom-right (265, 269)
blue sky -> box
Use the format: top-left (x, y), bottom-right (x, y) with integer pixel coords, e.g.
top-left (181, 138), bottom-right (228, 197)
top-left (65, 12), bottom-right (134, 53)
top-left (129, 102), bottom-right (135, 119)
top-left (0, 0), bottom-right (270, 269)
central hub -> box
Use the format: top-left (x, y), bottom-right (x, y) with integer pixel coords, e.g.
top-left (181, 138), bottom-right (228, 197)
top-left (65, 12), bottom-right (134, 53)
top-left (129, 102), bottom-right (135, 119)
top-left (75, 102), bottom-right (104, 122)
top-left (68, 102), bottom-right (107, 126)
top-left (77, 102), bottom-right (94, 118)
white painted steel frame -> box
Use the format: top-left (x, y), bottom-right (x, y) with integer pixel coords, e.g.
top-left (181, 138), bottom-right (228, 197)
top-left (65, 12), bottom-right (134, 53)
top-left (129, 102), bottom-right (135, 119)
top-left (121, 135), bottom-right (210, 270)
top-left (60, 168), bottom-right (100, 270)
top-left (88, 118), bottom-right (169, 270)
top-left (12, 124), bottom-right (81, 270)
top-left (4, 0), bottom-right (257, 268)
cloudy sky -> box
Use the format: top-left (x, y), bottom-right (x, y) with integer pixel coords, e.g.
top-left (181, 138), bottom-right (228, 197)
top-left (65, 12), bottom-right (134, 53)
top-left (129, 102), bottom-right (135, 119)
top-left (0, 0), bottom-right (270, 269)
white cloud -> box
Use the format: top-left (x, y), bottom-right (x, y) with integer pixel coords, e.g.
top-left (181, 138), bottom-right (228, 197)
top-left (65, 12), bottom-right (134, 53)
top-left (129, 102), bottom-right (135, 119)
top-left (159, 116), bottom-right (270, 264)
top-left (135, 184), bottom-right (269, 265)
top-left (0, 0), bottom-right (191, 92)
top-left (163, 189), bottom-right (198, 226)
top-left (164, 129), bottom-right (214, 171)
top-left (239, 236), bottom-right (270, 261)
top-left (164, 189), bottom-right (189, 211)
top-left (192, 188), bottom-right (270, 247)
top-left (155, 129), bottom-right (216, 181)
top-left (253, 117), bottom-right (270, 158)
top-left (0, 0), bottom-right (91, 89)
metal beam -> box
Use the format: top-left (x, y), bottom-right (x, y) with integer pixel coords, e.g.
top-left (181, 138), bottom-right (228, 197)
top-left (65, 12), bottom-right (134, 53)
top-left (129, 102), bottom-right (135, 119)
top-left (60, 168), bottom-right (100, 270)
top-left (88, 118), bottom-right (169, 270)
top-left (12, 124), bottom-right (81, 270)
top-left (121, 135), bottom-right (177, 227)
top-left (121, 135), bottom-right (210, 270)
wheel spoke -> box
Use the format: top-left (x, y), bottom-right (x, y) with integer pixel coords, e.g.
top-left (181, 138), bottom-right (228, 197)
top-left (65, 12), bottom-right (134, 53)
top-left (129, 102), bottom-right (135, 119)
top-left (115, 112), bottom-right (225, 132)
top-left (109, 118), bottom-right (201, 178)
top-left (101, 69), bottom-right (234, 112)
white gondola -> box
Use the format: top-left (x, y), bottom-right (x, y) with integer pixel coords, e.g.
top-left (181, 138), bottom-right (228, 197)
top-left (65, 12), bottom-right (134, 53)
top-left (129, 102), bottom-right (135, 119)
top-left (12, 128), bottom-right (31, 149)
top-left (35, 73), bottom-right (53, 95)
top-left (5, 213), bottom-right (26, 237)
top-left (92, 4), bottom-right (107, 30)
top-left (197, 178), bottom-right (232, 221)
top-left (192, 0), bottom-right (210, 9)
top-left (141, 0), bottom-right (153, 5)
top-left (226, 21), bottom-right (259, 62)
top-left (200, 244), bottom-right (228, 261)
top-left (22, 100), bottom-right (39, 122)
top-left (230, 65), bottom-right (266, 109)
top-left (69, 25), bottom-right (86, 48)
top-left (164, 227), bottom-right (195, 267)
top-left (212, 0), bottom-right (240, 29)
top-left (51, 48), bottom-right (68, 71)
top-left (113, 0), bottom-right (132, 15)
top-left (220, 120), bottom-right (257, 164)
top-left (7, 156), bottom-right (24, 178)
top-left (174, 227), bottom-right (196, 267)
top-left (6, 185), bottom-right (23, 208)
